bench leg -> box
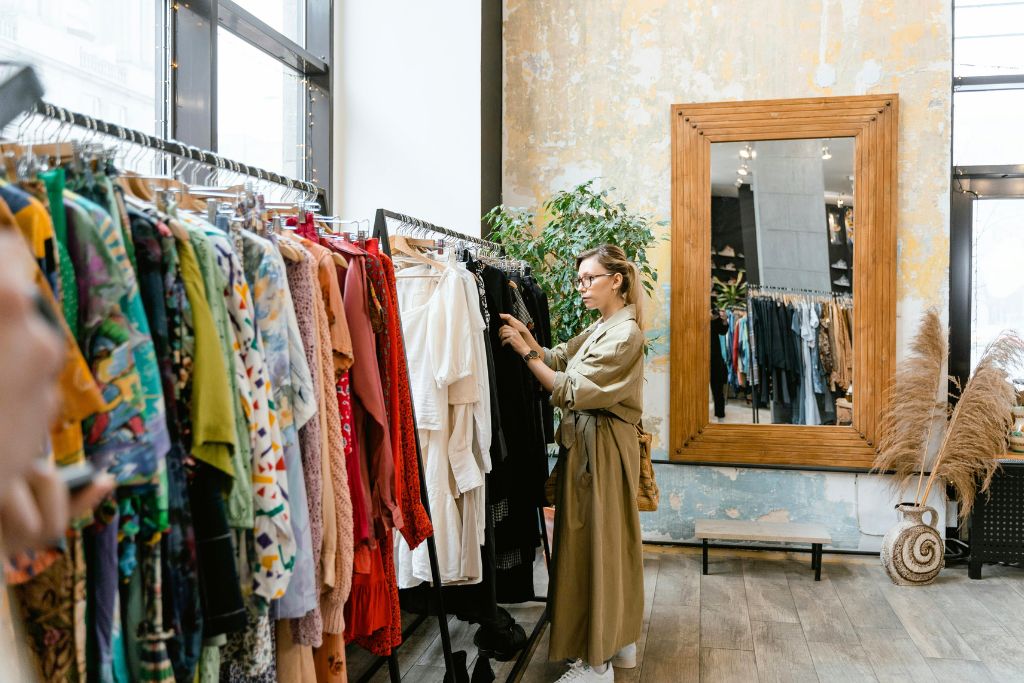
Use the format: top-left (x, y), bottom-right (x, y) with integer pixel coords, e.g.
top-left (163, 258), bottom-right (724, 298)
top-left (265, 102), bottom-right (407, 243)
top-left (702, 539), bottom-right (708, 575)
top-left (812, 544), bottom-right (822, 581)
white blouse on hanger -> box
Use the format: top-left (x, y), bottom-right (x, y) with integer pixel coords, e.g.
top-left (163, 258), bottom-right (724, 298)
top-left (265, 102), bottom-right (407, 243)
top-left (393, 262), bottom-right (490, 587)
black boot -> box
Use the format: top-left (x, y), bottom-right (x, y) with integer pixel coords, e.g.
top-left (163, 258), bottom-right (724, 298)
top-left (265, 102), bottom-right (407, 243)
top-left (472, 607), bottom-right (528, 662)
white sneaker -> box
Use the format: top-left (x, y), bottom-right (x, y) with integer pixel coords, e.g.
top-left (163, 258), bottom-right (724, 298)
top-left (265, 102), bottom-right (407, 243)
top-left (555, 660), bottom-right (614, 682)
top-left (612, 642), bottom-right (637, 669)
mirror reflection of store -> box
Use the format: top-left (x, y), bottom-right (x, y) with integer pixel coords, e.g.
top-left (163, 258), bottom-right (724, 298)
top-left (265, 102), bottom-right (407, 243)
top-left (709, 138), bottom-right (855, 426)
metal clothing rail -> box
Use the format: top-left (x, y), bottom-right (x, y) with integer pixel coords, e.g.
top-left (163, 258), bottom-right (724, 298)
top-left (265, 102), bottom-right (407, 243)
top-left (376, 208), bottom-right (502, 252)
top-left (748, 284), bottom-right (852, 299)
top-left (20, 100), bottom-right (323, 197)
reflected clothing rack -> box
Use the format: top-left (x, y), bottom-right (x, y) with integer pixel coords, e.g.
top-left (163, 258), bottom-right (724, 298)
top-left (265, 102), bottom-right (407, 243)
top-left (748, 284), bottom-right (853, 301)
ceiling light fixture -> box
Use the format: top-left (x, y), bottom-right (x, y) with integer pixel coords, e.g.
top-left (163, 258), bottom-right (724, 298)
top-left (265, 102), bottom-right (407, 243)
top-left (739, 144), bottom-right (757, 160)
top-left (837, 198), bottom-right (845, 207)
top-left (735, 178), bottom-right (744, 187)
top-left (821, 145), bottom-right (832, 160)
top-left (737, 164), bottom-right (749, 176)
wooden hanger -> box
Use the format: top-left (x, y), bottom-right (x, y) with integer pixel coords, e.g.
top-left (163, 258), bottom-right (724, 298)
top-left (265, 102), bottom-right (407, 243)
top-left (277, 238), bottom-right (301, 263)
top-left (118, 172), bottom-right (155, 202)
top-left (390, 234), bottom-right (444, 271)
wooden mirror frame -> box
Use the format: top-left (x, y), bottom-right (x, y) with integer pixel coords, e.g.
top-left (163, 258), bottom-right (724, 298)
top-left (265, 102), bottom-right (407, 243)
top-left (669, 94), bottom-right (898, 469)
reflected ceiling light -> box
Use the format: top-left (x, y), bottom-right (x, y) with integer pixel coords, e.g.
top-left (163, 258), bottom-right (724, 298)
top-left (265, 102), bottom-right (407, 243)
top-left (821, 145), bottom-right (832, 160)
top-left (735, 178), bottom-right (744, 187)
top-left (739, 144), bottom-right (757, 160)
top-left (737, 164), bottom-right (749, 176)
top-left (837, 198), bottom-right (845, 207)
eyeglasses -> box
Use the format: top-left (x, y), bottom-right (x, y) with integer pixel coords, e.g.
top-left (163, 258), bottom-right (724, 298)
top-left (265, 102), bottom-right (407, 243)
top-left (575, 273), bottom-right (613, 290)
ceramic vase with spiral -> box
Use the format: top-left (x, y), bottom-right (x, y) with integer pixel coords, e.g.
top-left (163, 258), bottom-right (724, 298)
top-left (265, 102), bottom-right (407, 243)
top-left (880, 503), bottom-right (944, 586)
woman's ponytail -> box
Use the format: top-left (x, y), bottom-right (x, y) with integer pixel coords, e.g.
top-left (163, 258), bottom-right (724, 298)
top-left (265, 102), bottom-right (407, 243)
top-left (625, 260), bottom-right (646, 331)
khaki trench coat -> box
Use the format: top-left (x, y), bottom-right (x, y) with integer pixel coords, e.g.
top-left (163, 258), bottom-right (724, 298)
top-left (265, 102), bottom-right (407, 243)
top-left (544, 304), bottom-right (645, 666)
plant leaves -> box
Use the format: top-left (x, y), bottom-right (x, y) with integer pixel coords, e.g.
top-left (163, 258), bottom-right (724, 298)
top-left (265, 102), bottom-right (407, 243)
top-left (484, 178), bottom-right (660, 349)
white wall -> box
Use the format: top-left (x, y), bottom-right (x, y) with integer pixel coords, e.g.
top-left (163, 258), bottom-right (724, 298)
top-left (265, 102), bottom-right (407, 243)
top-left (333, 0), bottom-right (482, 236)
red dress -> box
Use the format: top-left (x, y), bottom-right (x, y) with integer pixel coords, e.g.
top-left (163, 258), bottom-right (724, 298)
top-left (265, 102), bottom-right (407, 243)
top-left (380, 253), bottom-right (433, 550)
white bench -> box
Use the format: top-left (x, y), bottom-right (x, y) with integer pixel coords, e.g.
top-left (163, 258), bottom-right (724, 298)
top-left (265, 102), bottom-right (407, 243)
top-left (694, 519), bottom-right (832, 581)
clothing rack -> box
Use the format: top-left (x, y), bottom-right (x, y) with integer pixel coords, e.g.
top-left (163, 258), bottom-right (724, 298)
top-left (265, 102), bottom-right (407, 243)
top-left (14, 100), bottom-right (323, 198)
top-left (748, 284), bottom-right (852, 300)
top-left (369, 208), bottom-right (469, 683)
top-left (372, 209), bottom-right (550, 683)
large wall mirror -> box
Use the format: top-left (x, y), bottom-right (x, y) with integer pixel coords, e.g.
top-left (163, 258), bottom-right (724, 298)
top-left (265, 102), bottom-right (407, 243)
top-left (670, 95), bottom-right (898, 468)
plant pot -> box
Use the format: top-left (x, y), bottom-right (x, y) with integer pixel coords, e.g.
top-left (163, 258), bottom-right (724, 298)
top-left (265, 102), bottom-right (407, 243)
top-left (880, 503), bottom-right (944, 586)
top-left (1009, 406), bottom-right (1024, 454)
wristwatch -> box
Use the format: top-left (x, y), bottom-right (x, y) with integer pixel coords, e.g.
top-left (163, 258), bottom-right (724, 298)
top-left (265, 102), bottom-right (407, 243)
top-left (522, 349), bottom-right (540, 363)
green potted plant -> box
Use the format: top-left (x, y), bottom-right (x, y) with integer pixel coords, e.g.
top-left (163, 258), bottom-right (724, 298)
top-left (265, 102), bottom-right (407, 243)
top-left (483, 179), bottom-right (663, 346)
top-left (713, 270), bottom-right (748, 310)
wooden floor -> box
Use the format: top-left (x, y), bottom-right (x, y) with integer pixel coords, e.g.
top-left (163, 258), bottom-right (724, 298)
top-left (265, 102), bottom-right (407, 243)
top-left (345, 555), bottom-right (551, 682)
top-left (347, 546), bottom-right (1024, 682)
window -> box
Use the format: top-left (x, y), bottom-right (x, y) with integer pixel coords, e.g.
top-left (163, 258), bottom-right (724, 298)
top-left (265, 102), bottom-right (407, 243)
top-left (232, 0), bottom-right (305, 47)
top-left (953, 90), bottom-right (1024, 165)
top-left (949, 0), bottom-right (1024, 385)
top-left (0, 1), bottom-right (331, 202)
top-left (0, 0), bottom-right (163, 134)
top-left (216, 27), bottom-right (304, 179)
top-left (971, 199), bottom-right (1024, 369)
top-left (954, 0), bottom-right (1024, 76)
top-left (172, 0), bottom-right (331, 201)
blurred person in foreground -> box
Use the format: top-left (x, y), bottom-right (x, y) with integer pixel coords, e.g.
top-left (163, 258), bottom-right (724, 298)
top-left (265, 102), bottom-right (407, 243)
top-left (0, 232), bottom-right (114, 682)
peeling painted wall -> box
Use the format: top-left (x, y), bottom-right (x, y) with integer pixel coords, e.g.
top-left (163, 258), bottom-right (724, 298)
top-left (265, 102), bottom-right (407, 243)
top-left (505, 0), bottom-right (952, 549)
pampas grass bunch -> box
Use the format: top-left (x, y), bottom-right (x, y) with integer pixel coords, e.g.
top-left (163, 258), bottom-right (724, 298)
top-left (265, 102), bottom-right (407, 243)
top-left (873, 309), bottom-right (947, 498)
top-left (873, 310), bottom-right (1024, 523)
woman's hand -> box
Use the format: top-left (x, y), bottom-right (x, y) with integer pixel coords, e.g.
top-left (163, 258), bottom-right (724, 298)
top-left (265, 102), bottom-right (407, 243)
top-left (498, 314), bottom-right (542, 354)
top-left (0, 464), bottom-right (114, 553)
top-left (499, 322), bottom-right (532, 356)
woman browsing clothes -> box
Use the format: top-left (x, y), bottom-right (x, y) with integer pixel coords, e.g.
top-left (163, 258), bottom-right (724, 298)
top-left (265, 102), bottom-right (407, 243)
top-left (498, 244), bottom-right (646, 682)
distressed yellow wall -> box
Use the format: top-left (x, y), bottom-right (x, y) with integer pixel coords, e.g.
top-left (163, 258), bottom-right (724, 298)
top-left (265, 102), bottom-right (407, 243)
top-left (504, 0), bottom-right (953, 547)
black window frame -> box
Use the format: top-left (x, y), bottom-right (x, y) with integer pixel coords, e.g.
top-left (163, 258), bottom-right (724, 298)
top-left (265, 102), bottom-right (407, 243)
top-left (948, 1), bottom-right (1024, 392)
top-left (170, 0), bottom-right (331, 207)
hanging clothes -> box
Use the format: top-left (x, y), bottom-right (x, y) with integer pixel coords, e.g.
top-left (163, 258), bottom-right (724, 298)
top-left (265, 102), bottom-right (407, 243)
top-left (744, 291), bottom-right (853, 425)
top-left (242, 233), bottom-right (318, 621)
top-left (2, 140), bottom-right (462, 682)
top-left (394, 263), bottom-right (488, 587)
